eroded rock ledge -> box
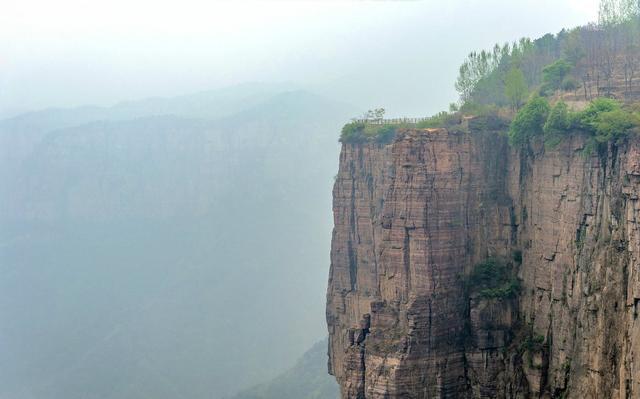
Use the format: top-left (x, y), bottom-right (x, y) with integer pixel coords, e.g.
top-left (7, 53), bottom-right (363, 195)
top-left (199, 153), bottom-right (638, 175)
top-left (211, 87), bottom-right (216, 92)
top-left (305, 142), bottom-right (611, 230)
top-left (326, 124), bottom-right (640, 398)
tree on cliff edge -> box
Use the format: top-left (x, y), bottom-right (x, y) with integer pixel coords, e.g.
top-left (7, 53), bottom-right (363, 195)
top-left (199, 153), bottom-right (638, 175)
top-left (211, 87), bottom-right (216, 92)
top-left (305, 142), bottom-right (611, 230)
top-left (504, 67), bottom-right (528, 110)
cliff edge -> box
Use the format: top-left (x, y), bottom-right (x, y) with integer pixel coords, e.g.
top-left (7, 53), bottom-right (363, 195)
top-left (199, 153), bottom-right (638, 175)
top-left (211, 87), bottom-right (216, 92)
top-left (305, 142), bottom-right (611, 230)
top-left (326, 122), bottom-right (640, 398)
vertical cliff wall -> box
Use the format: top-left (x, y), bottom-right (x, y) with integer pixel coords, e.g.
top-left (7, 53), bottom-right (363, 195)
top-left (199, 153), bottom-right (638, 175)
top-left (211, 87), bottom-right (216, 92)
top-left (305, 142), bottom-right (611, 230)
top-left (327, 123), bottom-right (640, 398)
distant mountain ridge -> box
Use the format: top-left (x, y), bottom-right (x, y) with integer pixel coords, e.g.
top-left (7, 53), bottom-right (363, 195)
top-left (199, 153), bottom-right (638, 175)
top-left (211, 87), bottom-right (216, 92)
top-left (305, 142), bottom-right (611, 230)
top-left (0, 82), bottom-right (298, 132)
top-left (0, 84), bottom-right (356, 399)
top-left (230, 339), bottom-right (338, 399)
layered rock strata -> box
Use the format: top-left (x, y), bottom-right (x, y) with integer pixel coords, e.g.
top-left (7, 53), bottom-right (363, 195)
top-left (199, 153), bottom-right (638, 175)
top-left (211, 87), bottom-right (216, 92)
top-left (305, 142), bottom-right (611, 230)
top-left (327, 124), bottom-right (640, 398)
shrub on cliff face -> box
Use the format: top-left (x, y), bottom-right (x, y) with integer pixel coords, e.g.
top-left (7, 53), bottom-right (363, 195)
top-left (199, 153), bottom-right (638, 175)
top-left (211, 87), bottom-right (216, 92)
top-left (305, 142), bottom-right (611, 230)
top-left (509, 96), bottom-right (550, 145)
top-left (466, 257), bottom-right (520, 299)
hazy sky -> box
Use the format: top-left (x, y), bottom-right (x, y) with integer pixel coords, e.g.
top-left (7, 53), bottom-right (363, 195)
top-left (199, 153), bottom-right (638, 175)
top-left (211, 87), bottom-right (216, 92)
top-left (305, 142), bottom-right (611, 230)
top-left (1, 0), bottom-right (599, 117)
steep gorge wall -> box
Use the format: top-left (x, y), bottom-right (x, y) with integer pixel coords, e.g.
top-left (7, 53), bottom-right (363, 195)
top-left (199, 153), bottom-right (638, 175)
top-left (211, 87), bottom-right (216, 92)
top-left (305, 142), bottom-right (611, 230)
top-left (327, 125), bottom-right (640, 398)
top-left (509, 136), bottom-right (640, 398)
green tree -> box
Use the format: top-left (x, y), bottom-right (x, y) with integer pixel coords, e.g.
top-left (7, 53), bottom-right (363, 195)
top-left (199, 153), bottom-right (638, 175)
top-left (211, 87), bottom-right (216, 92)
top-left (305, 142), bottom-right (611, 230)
top-left (455, 48), bottom-right (505, 103)
top-left (592, 108), bottom-right (640, 142)
top-left (504, 67), bottom-right (528, 110)
top-left (544, 101), bottom-right (570, 134)
top-left (599, 0), bottom-right (640, 25)
top-left (573, 98), bottom-right (640, 144)
top-left (575, 98), bottom-right (621, 130)
top-left (509, 96), bottom-right (550, 145)
top-left (363, 108), bottom-right (385, 121)
top-left (541, 59), bottom-right (573, 94)
top-left (543, 101), bottom-right (571, 147)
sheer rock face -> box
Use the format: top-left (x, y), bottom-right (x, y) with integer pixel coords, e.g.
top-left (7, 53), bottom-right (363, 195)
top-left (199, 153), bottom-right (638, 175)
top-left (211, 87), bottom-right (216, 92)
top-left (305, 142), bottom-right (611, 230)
top-left (327, 126), bottom-right (640, 398)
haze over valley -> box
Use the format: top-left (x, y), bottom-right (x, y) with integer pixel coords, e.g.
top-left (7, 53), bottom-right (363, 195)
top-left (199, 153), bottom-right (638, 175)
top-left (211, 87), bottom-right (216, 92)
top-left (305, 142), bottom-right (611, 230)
top-left (0, 1), bottom-right (609, 399)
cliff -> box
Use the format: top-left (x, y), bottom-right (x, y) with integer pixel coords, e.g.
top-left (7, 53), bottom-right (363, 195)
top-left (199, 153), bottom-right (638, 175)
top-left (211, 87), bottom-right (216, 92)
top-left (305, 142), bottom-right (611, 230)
top-left (326, 122), bottom-right (640, 398)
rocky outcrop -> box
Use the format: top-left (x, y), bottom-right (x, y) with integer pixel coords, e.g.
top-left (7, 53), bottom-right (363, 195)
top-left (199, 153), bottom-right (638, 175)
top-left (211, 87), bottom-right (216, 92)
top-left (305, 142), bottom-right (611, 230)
top-left (327, 123), bottom-right (640, 398)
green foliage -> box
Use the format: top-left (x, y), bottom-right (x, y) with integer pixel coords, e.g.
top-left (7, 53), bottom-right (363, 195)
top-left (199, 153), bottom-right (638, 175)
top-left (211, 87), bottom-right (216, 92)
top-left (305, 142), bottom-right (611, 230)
top-left (561, 76), bottom-right (579, 91)
top-left (577, 98), bottom-right (620, 127)
top-left (591, 108), bottom-right (640, 142)
top-left (544, 101), bottom-right (571, 135)
top-left (479, 280), bottom-right (521, 299)
top-left (340, 121), bottom-right (366, 142)
top-left (543, 101), bottom-right (571, 147)
top-left (455, 8), bottom-right (640, 106)
top-left (508, 96), bottom-right (640, 148)
top-left (562, 29), bottom-right (586, 65)
top-left (599, 0), bottom-right (640, 26)
top-left (509, 96), bottom-right (550, 145)
top-left (574, 98), bottom-right (640, 143)
top-left (372, 124), bottom-right (398, 143)
top-left (467, 257), bottom-right (521, 299)
top-left (459, 102), bottom-right (499, 115)
top-left (519, 332), bottom-right (547, 369)
top-left (340, 121), bottom-right (402, 144)
top-left (455, 46), bottom-right (506, 102)
top-left (363, 108), bottom-right (386, 121)
top-left (541, 59), bottom-right (572, 95)
top-left (415, 111), bottom-right (460, 128)
top-left (467, 113), bottom-right (510, 132)
top-left (512, 249), bottom-right (523, 264)
top-left (504, 67), bottom-right (529, 109)
top-left (519, 332), bottom-right (546, 354)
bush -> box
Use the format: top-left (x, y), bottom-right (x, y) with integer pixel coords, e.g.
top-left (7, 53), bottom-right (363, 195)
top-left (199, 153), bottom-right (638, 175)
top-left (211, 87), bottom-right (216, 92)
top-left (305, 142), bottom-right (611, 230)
top-left (575, 98), bottom-right (620, 129)
top-left (541, 59), bottom-right (572, 95)
top-left (573, 98), bottom-right (640, 144)
top-left (508, 97), bottom-right (640, 148)
top-left (543, 101), bottom-right (571, 147)
top-left (520, 332), bottom-right (546, 353)
top-left (591, 109), bottom-right (640, 143)
top-left (509, 96), bottom-right (550, 145)
top-left (544, 101), bottom-right (570, 135)
top-left (340, 121), bottom-right (399, 144)
top-left (561, 77), bottom-right (579, 91)
top-left (340, 121), bottom-right (366, 142)
top-left (512, 249), bottom-right (523, 264)
top-left (467, 257), bottom-right (521, 299)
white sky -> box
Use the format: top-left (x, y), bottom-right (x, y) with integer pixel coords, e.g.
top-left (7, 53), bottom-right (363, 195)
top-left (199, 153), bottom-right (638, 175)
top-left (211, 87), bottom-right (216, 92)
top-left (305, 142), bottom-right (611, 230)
top-left (0, 0), bottom-right (600, 117)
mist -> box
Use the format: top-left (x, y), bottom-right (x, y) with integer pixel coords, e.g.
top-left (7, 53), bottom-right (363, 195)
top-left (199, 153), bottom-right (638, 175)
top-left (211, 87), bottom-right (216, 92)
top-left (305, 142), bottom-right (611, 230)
top-left (1, 1), bottom-right (597, 117)
top-left (0, 1), bottom-right (599, 399)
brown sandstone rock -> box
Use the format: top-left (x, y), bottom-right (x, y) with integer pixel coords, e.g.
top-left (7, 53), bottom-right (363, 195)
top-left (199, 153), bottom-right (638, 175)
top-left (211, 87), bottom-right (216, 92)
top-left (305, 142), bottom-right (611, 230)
top-left (327, 123), bottom-right (640, 398)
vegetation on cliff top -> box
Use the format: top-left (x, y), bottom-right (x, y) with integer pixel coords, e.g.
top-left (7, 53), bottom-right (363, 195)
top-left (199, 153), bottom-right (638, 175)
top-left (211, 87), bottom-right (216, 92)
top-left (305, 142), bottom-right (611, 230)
top-left (457, 0), bottom-right (640, 106)
top-left (342, 0), bottom-right (640, 147)
top-left (509, 96), bottom-right (640, 150)
top-left (464, 0), bottom-right (640, 148)
top-left (340, 106), bottom-right (508, 143)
